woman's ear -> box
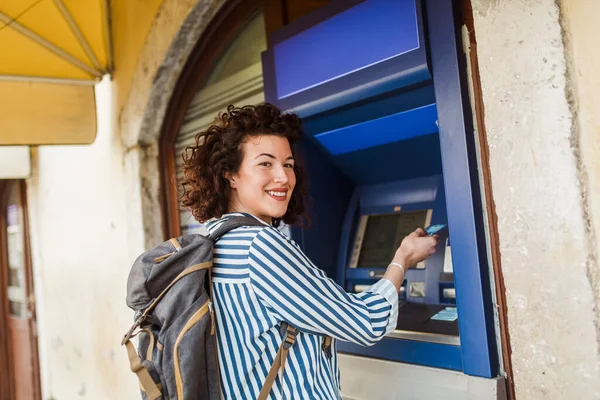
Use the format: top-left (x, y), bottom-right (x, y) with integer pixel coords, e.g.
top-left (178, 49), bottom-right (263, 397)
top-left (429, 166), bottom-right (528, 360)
top-left (223, 171), bottom-right (237, 188)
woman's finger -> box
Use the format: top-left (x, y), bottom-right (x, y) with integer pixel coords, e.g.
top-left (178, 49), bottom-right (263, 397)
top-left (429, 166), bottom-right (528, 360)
top-left (414, 228), bottom-right (426, 237)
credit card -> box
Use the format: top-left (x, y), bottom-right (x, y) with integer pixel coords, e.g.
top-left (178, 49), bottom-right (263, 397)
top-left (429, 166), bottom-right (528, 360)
top-left (425, 224), bottom-right (448, 236)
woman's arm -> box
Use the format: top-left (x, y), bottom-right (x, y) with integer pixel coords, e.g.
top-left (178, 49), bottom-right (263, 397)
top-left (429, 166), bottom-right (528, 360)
top-left (248, 226), bottom-right (437, 347)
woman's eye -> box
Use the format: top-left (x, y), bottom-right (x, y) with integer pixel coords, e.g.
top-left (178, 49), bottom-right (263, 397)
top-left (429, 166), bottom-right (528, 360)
top-left (259, 162), bottom-right (271, 167)
top-left (284, 163), bottom-right (294, 169)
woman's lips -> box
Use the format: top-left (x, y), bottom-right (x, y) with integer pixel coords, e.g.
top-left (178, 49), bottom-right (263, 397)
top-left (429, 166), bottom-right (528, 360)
top-left (265, 189), bottom-right (288, 201)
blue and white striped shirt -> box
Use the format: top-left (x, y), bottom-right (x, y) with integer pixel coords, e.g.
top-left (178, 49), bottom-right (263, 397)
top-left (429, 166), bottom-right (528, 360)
top-left (208, 213), bottom-right (398, 399)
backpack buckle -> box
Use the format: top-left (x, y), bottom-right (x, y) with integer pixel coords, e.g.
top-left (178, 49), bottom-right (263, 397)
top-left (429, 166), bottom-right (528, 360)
top-left (322, 341), bottom-right (332, 359)
top-left (121, 314), bottom-right (147, 345)
top-left (282, 325), bottom-right (297, 350)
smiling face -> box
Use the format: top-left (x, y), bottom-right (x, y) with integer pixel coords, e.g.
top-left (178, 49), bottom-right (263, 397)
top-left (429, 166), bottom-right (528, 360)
top-left (225, 135), bottom-right (296, 224)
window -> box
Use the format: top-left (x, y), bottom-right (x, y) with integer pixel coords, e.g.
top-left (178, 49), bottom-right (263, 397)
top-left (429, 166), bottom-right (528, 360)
top-left (4, 182), bottom-right (26, 319)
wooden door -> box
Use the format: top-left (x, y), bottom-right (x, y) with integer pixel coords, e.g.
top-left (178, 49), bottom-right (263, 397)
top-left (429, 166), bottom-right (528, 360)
top-left (0, 180), bottom-right (41, 400)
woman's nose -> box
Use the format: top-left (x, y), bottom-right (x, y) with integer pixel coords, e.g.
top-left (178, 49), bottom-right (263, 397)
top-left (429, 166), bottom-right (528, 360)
top-left (273, 165), bottom-right (289, 183)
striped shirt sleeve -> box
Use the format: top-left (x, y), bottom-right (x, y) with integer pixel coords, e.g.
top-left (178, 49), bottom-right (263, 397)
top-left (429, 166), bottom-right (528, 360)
top-left (248, 227), bottom-right (398, 347)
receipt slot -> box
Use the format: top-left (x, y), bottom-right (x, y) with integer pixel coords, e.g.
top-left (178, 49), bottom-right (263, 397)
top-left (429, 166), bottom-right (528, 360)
top-left (263, 0), bottom-right (500, 378)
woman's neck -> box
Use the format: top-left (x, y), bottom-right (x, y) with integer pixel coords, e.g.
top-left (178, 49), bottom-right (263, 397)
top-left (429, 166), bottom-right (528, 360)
top-left (227, 201), bottom-right (272, 225)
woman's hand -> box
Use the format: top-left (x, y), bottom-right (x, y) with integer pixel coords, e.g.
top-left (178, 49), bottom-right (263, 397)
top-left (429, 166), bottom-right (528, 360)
top-left (393, 228), bottom-right (439, 269)
top-left (383, 228), bottom-right (439, 292)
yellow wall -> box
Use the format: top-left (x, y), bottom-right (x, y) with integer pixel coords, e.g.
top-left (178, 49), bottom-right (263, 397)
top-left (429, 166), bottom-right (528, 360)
top-left (472, 0), bottom-right (600, 397)
top-left (112, 0), bottom-right (164, 113)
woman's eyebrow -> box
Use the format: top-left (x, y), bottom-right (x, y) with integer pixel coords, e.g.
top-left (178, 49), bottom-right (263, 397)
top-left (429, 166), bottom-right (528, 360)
top-left (254, 153), bottom-right (295, 160)
top-left (254, 153), bottom-right (275, 159)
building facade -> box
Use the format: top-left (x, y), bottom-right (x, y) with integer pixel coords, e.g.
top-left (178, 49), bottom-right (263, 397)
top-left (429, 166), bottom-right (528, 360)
top-left (1, 0), bottom-right (599, 399)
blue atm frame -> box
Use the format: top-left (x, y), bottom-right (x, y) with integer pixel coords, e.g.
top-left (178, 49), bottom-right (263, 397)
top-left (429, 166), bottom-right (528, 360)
top-left (262, 0), bottom-right (499, 378)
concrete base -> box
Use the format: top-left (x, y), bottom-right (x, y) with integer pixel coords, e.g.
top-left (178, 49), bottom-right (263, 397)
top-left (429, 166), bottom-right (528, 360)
top-left (339, 354), bottom-right (506, 400)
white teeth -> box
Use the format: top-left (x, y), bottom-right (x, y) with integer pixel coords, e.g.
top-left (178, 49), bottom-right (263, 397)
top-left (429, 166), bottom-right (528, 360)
top-left (267, 191), bottom-right (286, 197)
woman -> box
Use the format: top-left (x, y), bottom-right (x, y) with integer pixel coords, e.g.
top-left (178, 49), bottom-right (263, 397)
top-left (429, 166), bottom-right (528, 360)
top-left (181, 104), bottom-right (439, 399)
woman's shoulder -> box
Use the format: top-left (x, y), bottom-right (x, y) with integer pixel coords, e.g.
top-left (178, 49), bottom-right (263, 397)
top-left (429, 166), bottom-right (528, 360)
top-left (250, 224), bottom-right (301, 253)
top-left (249, 225), bottom-right (325, 277)
top-left (206, 213), bottom-right (299, 248)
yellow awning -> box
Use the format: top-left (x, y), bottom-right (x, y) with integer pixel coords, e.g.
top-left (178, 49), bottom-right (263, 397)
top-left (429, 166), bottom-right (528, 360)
top-left (0, 0), bottom-right (111, 145)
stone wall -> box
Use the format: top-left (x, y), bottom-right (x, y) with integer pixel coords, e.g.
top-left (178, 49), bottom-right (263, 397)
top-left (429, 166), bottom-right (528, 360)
top-left (559, 0), bottom-right (600, 351)
top-left (471, 0), bottom-right (600, 397)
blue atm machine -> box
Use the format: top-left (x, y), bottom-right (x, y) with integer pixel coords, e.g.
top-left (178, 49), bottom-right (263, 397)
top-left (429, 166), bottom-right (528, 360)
top-left (262, 0), bottom-right (502, 386)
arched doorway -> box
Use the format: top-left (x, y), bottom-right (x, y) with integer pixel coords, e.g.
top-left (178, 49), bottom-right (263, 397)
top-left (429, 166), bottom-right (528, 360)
top-left (159, 0), bottom-right (265, 238)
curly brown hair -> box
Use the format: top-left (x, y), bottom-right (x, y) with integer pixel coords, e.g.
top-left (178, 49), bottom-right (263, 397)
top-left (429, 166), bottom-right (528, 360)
top-left (180, 103), bottom-right (310, 227)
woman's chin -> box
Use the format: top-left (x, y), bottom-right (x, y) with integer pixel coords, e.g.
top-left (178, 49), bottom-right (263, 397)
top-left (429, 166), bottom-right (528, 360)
top-left (266, 207), bottom-right (287, 219)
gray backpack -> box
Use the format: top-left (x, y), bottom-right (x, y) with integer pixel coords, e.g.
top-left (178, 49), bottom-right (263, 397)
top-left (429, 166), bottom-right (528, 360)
top-left (121, 217), bottom-right (307, 400)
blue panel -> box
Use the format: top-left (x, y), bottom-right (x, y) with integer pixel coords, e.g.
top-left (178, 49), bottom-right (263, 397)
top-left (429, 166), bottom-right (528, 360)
top-left (262, 0), bottom-right (430, 118)
top-left (424, 183), bottom-right (449, 304)
top-left (337, 339), bottom-right (463, 371)
top-left (336, 191), bottom-right (360, 285)
top-left (358, 176), bottom-right (439, 214)
top-left (425, 0), bottom-right (499, 378)
top-left (302, 84), bottom-right (436, 137)
top-left (290, 135), bottom-right (353, 279)
top-left (333, 135), bottom-right (443, 185)
top-left (273, 0), bottom-right (419, 99)
top-left (314, 104), bottom-right (438, 156)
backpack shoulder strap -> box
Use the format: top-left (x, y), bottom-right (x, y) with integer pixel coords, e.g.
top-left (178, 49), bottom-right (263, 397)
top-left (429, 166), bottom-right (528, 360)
top-left (258, 322), bottom-right (297, 400)
top-left (207, 216), bottom-right (266, 241)
top-left (124, 336), bottom-right (162, 399)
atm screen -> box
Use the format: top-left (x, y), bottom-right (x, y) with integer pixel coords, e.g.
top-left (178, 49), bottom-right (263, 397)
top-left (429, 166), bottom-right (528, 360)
top-left (352, 210), bottom-right (432, 268)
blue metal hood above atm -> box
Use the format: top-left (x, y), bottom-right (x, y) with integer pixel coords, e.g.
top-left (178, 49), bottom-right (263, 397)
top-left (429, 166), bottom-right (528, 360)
top-left (313, 104), bottom-right (438, 156)
top-left (262, 0), bottom-right (441, 185)
top-left (302, 83), bottom-right (443, 185)
top-left (262, 0), bottom-right (431, 118)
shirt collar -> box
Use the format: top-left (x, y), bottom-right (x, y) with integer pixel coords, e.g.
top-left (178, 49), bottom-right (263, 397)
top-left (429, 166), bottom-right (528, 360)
top-left (205, 212), bottom-right (270, 235)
